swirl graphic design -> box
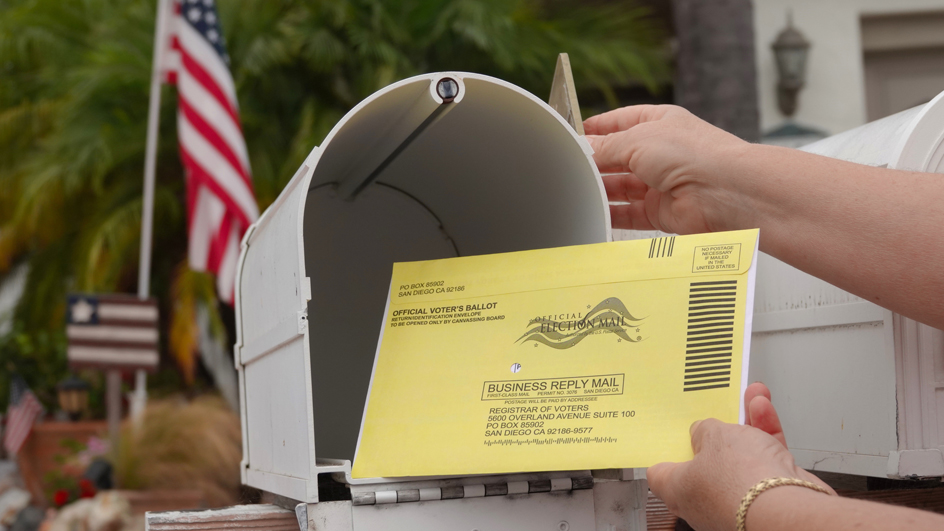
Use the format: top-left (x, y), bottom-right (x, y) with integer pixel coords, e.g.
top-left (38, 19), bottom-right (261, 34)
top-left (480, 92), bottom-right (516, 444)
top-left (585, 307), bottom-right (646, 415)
top-left (516, 298), bottom-right (645, 350)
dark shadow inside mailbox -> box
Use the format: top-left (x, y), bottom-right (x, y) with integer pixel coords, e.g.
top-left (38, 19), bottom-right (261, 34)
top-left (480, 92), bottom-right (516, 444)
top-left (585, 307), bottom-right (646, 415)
top-left (236, 73), bottom-right (611, 499)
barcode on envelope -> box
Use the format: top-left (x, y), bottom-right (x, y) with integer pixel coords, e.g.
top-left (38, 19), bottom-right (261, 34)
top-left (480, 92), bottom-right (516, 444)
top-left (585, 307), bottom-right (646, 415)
top-left (684, 280), bottom-right (735, 392)
top-left (648, 236), bottom-right (675, 258)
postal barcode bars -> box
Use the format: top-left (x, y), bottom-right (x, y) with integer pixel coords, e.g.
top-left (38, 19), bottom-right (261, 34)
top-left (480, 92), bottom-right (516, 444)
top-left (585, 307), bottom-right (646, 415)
top-left (649, 236), bottom-right (675, 258)
top-left (684, 280), bottom-right (736, 392)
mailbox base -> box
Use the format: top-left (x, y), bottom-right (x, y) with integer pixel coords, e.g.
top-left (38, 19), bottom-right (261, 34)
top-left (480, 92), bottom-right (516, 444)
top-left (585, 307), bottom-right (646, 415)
top-left (296, 476), bottom-right (648, 531)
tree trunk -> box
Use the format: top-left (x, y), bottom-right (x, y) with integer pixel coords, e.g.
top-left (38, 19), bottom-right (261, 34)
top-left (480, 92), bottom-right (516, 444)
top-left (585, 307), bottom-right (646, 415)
top-left (672, 0), bottom-right (760, 142)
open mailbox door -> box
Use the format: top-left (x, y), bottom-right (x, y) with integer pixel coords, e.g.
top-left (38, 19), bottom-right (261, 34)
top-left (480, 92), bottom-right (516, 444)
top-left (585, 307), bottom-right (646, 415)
top-left (233, 72), bottom-right (649, 530)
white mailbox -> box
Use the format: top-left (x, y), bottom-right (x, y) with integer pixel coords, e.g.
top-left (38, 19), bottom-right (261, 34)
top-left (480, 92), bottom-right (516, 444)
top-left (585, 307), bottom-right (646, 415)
top-left (233, 72), bottom-right (647, 530)
top-left (749, 90), bottom-right (944, 480)
top-left (615, 90), bottom-right (944, 480)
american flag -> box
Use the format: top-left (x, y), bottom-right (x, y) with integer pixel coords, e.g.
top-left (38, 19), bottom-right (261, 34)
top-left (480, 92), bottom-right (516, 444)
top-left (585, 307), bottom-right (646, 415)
top-left (66, 294), bottom-right (160, 371)
top-left (159, 0), bottom-right (258, 303)
top-left (3, 376), bottom-right (44, 456)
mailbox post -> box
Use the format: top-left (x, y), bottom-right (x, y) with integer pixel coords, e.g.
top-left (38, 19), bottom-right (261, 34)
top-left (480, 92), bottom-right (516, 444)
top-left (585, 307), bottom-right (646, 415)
top-left (233, 72), bottom-right (648, 530)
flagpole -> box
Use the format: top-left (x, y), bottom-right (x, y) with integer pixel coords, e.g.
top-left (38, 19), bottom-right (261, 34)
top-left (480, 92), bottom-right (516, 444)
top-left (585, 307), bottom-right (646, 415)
top-left (127, 0), bottom-right (172, 436)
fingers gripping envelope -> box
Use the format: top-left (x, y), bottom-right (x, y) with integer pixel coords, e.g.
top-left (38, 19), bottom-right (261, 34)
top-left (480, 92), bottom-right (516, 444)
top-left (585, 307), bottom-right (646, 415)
top-left (352, 229), bottom-right (759, 478)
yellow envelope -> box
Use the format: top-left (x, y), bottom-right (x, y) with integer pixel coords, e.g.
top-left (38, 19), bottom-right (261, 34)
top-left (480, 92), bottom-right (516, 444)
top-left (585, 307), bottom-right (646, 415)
top-left (352, 229), bottom-right (759, 478)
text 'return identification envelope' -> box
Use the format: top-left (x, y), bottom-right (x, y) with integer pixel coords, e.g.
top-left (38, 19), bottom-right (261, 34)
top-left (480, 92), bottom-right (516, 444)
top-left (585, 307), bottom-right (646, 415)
top-left (352, 229), bottom-right (759, 478)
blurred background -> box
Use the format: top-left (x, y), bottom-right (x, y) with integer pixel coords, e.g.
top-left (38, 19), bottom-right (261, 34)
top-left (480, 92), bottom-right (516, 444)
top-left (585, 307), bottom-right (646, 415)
top-left (1, 0), bottom-right (943, 529)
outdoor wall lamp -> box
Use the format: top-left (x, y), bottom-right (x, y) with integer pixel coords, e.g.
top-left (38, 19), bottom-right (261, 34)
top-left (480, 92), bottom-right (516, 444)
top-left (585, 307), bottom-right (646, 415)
top-left (772, 13), bottom-right (810, 117)
top-left (57, 375), bottom-right (90, 421)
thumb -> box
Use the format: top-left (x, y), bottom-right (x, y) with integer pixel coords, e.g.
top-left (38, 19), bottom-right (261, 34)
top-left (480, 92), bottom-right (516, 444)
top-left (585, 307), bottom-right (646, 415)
top-left (749, 395), bottom-right (787, 448)
top-left (646, 461), bottom-right (687, 513)
top-left (743, 382), bottom-right (772, 427)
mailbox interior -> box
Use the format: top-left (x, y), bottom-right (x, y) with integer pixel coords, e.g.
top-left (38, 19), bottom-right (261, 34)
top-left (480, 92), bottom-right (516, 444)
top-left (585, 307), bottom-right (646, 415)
top-left (301, 75), bottom-right (611, 466)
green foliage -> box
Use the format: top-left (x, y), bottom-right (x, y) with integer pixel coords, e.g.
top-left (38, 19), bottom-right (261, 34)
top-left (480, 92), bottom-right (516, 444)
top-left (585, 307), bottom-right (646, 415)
top-left (0, 324), bottom-right (68, 410)
top-left (221, 0), bottom-right (669, 204)
top-left (0, 0), bottom-right (667, 401)
top-left (0, 323), bottom-right (108, 414)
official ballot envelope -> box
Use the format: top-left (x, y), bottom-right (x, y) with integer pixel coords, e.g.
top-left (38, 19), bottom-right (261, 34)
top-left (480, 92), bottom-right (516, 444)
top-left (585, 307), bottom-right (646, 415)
top-left (352, 229), bottom-right (759, 478)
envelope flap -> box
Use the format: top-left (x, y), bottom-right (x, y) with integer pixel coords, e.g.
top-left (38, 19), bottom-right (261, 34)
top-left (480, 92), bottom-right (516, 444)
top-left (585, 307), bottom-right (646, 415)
top-left (390, 230), bottom-right (759, 305)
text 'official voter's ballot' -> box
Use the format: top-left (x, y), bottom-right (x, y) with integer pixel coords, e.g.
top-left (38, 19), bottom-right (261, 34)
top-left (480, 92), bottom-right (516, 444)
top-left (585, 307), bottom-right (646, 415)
top-left (352, 229), bottom-right (759, 478)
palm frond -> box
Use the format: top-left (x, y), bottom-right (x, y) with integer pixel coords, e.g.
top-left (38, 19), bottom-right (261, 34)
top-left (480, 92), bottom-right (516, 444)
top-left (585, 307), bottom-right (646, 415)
top-left (0, 0), bottom-right (669, 400)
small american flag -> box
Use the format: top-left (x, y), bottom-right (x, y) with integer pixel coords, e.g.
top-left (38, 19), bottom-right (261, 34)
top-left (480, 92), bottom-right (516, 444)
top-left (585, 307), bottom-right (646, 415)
top-left (158, 0), bottom-right (258, 304)
top-left (66, 294), bottom-right (160, 371)
top-left (3, 376), bottom-right (44, 456)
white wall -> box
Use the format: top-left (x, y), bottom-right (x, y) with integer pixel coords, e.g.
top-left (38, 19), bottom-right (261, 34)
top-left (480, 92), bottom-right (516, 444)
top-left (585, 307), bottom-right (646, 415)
top-left (753, 0), bottom-right (944, 136)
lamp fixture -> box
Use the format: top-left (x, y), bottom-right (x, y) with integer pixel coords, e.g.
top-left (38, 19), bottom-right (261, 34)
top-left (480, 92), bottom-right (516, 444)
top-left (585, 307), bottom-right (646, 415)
top-left (772, 12), bottom-right (811, 117)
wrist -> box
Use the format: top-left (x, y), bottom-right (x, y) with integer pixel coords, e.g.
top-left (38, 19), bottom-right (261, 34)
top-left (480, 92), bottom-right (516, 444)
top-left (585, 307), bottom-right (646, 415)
top-left (743, 483), bottom-right (827, 531)
top-left (699, 140), bottom-right (765, 233)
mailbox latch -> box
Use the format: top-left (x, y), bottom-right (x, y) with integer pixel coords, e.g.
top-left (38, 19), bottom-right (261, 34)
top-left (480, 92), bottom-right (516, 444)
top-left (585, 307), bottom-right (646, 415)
top-left (297, 309), bottom-right (308, 334)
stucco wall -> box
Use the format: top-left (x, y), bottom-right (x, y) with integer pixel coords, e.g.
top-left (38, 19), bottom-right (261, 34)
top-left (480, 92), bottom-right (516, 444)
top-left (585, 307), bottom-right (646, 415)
top-left (753, 0), bottom-right (944, 136)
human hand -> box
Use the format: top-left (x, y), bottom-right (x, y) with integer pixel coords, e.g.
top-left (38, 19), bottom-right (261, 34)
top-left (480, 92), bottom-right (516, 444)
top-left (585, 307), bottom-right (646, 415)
top-left (646, 383), bottom-right (835, 531)
top-left (584, 105), bottom-right (751, 235)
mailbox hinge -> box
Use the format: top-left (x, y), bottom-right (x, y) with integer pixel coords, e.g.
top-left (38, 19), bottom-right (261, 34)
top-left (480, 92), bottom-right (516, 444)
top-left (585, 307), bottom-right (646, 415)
top-left (350, 476), bottom-right (592, 506)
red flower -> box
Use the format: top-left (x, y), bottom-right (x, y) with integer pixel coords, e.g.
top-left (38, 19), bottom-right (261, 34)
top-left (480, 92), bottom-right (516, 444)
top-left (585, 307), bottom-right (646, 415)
top-left (53, 489), bottom-right (70, 506)
top-left (78, 479), bottom-right (96, 498)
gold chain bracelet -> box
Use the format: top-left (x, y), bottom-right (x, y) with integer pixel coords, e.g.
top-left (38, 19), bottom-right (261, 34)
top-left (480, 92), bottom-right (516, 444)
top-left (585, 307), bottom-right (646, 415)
top-left (735, 477), bottom-right (833, 531)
